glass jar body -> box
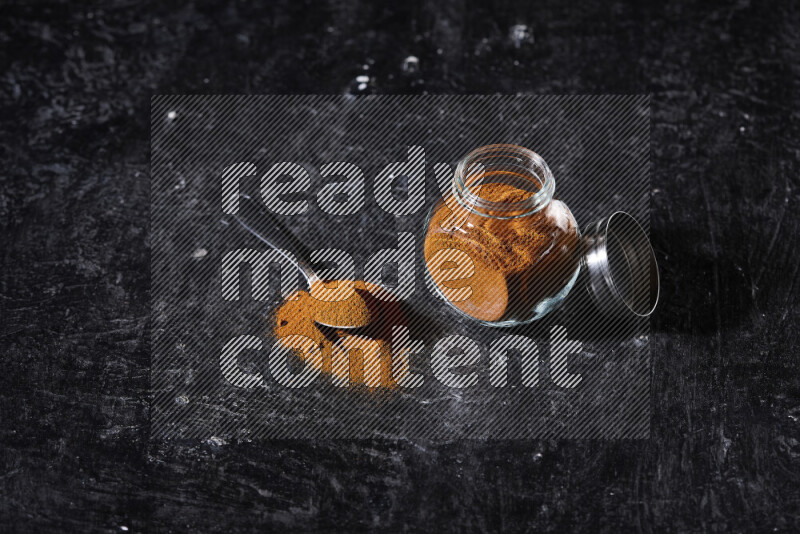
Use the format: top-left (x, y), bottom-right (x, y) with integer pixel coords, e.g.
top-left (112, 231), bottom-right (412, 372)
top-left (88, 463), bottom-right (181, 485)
top-left (422, 145), bottom-right (581, 326)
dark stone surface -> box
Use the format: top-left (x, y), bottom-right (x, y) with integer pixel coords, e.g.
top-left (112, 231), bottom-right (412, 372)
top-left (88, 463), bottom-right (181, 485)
top-left (1, 0), bottom-right (798, 531)
top-left (150, 95), bottom-right (652, 441)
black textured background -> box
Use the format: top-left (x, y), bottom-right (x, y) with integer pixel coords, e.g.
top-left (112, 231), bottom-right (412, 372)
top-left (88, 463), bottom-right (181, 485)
top-left (1, 0), bottom-right (799, 531)
top-left (150, 95), bottom-right (651, 440)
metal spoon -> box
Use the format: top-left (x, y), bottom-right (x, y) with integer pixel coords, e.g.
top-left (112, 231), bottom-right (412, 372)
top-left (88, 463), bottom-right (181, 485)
top-left (222, 195), bottom-right (372, 329)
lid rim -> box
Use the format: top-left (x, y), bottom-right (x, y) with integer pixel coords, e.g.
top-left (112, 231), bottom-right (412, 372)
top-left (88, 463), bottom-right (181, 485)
top-left (582, 211), bottom-right (660, 318)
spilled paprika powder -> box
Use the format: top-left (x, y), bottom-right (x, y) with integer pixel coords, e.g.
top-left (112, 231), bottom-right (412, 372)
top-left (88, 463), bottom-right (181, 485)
top-left (271, 280), bottom-right (407, 389)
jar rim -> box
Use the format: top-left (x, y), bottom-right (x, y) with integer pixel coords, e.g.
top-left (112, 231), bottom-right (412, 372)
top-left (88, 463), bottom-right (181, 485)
top-left (453, 144), bottom-right (555, 218)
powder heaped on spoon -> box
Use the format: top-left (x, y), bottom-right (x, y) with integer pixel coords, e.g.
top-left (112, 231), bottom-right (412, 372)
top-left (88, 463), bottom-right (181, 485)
top-left (310, 279), bottom-right (372, 328)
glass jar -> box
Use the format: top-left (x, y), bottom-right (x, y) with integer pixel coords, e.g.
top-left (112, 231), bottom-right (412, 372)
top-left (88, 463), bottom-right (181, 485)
top-left (423, 144), bottom-right (581, 326)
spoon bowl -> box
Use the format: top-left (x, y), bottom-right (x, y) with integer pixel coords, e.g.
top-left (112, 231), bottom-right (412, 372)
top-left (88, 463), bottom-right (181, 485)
top-left (310, 279), bottom-right (373, 330)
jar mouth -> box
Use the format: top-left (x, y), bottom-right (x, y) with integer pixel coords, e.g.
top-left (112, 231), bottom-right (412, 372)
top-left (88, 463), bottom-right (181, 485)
top-left (453, 144), bottom-right (555, 218)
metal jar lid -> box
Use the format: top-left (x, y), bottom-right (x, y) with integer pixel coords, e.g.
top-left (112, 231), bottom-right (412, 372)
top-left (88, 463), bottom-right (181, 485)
top-left (580, 211), bottom-right (660, 317)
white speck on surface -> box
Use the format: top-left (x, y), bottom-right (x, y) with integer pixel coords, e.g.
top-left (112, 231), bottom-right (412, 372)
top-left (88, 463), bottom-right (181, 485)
top-left (401, 55), bottom-right (419, 74)
top-left (192, 248), bottom-right (207, 260)
top-left (167, 110), bottom-right (177, 120)
top-left (206, 436), bottom-right (227, 447)
top-left (510, 24), bottom-right (534, 48)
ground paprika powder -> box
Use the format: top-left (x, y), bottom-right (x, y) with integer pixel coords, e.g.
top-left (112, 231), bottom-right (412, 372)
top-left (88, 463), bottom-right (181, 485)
top-left (271, 280), bottom-right (407, 389)
top-left (423, 145), bottom-right (581, 325)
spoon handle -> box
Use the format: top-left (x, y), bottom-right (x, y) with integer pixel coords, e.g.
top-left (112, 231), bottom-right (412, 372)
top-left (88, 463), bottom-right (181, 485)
top-left (223, 195), bottom-right (318, 286)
